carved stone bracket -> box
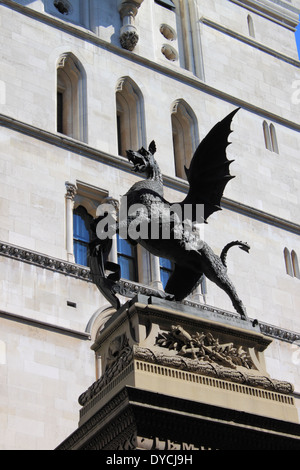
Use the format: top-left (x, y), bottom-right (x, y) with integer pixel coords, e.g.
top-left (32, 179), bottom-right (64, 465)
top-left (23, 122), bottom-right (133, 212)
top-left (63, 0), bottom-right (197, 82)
top-left (118, 0), bottom-right (144, 51)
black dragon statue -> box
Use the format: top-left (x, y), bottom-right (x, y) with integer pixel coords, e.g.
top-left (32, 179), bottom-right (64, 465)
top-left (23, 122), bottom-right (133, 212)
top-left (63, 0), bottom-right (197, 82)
top-left (89, 109), bottom-right (250, 320)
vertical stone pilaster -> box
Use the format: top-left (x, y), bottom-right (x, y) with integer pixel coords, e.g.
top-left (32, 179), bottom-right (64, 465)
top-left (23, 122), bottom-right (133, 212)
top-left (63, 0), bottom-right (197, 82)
top-left (65, 182), bottom-right (77, 263)
top-left (102, 197), bottom-right (120, 265)
top-left (150, 254), bottom-right (163, 291)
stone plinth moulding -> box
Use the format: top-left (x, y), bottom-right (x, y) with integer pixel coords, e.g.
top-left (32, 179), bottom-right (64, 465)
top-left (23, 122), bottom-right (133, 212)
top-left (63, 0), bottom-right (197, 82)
top-left (118, 0), bottom-right (144, 51)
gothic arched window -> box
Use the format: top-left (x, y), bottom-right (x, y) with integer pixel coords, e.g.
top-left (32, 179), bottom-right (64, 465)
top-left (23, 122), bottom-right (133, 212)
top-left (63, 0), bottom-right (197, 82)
top-left (57, 53), bottom-right (87, 142)
top-left (291, 250), bottom-right (300, 279)
top-left (247, 15), bottom-right (255, 38)
top-left (270, 124), bottom-right (279, 154)
top-left (263, 121), bottom-right (279, 154)
top-left (171, 100), bottom-right (199, 179)
top-left (284, 248), bottom-right (300, 279)
top-left (116, 77), bottom-right (146, 157)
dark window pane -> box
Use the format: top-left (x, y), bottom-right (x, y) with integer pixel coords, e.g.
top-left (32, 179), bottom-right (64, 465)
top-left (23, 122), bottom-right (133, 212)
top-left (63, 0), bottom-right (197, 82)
top-left (117, 113), bottom-right (122, 156)
top-left (57, 91), bottom-right (63, 133)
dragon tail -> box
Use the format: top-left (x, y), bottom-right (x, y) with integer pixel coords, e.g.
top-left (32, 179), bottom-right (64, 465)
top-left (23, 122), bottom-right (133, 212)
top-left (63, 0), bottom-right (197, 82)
top-left (220, 241), bottom-right (250, 267)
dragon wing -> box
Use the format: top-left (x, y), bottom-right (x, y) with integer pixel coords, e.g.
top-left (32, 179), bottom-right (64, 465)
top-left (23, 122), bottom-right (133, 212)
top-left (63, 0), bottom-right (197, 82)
top-left (181, 108), bottom-right (239, 222)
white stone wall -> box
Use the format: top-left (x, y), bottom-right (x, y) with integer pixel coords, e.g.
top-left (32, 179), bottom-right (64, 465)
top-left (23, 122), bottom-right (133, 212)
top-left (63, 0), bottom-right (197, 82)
top-left (0, 0), bottom-right (299, 449)
top-left (0, 314), bottom-right (95, 450)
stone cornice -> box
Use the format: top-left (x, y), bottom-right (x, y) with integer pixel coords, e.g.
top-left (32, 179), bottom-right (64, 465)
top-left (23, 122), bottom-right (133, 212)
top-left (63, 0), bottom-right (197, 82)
top-left (0, 241), bottom-right (299, 345)
top-left (0, 241), bottom-right (91, 280)
top-left (1, 113), bottom-right (300, 236)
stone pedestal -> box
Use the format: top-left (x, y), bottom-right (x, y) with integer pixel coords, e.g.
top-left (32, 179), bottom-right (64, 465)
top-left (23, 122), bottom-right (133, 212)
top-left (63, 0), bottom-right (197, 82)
top-left (57, 296), bottom-right (300, 450)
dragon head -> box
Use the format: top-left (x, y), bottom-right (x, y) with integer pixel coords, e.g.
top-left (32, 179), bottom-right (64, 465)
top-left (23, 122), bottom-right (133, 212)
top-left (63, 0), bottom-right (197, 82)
top-left (126, 141), bottom-right (161, 180)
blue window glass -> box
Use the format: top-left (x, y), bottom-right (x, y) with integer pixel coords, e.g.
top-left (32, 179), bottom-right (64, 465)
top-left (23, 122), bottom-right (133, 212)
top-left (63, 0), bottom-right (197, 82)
top-left (73, 206), bottom-right (93, 266)
top-left (160, 257), bottom-right (173, 289)
top-left (117, 234), bottom-right (138, 282)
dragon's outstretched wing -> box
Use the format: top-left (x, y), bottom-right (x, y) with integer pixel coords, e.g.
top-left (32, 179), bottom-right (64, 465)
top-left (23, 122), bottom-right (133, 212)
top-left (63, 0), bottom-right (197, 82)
top-left (181, 108), bottom-right (239, 222)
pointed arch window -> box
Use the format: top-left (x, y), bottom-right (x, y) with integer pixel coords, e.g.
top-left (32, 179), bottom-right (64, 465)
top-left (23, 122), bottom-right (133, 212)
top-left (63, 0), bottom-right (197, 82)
top-left (284, 248), bottom-right (300, 279)
top-left (247, 15), bottom-right (255, 38)
top-left (270, 124), bottom-right (279, 154)
top-left (171, 100), bottom-right (199, 179)
top-left (263, 121), bottom-right (279, 154)
top-left (57, 53), bottom-right (87, 142)
top-left (116, 77), bottom-right (146, 157)
top-left (291, 250), bottom-right (300, 279)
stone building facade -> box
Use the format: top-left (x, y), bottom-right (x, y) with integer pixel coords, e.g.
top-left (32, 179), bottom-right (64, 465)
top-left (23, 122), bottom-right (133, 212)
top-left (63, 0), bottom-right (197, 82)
top-left (0, 0), bottom-right (299, 450)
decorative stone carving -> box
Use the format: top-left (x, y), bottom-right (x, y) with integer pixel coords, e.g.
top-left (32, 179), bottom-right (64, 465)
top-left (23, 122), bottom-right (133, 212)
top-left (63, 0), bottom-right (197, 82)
top-left (65, 181), bottom-right (77, 200)
top-left (53, 0), bottom-right (72, 16)
top-left (0, 242), bottom-right (90, 279)
top-left (78, 337), bottom-right (294, 409)
top-left (134, 347), bottom-right (294, 395)
top-left (156, 325), bottom-right (254, 369)
top-left (118, 0), bottom-right (144, 51)
top-left (161, 44), bottom-right (178, 61)
top-left (120, 31), bottom-right (139, 52)
top-left (160, 24), bottom-right (176, 41)
top-left (106, 334), bottom-right (130, 369)
top-left (78, 334), bottom-right (133, 406)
